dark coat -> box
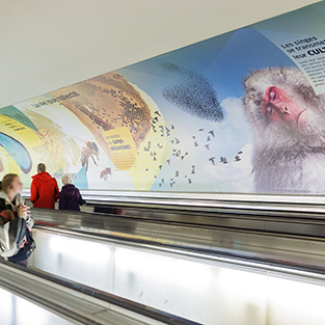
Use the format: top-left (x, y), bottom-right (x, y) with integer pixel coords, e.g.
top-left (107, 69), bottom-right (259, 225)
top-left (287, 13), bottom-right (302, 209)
top-left (59, 184), bottom-right (85, 211)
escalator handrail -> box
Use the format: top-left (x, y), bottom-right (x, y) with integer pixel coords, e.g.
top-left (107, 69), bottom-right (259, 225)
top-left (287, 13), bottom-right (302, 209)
top-left (0, 259), bottom-right (200, 325)
top-left (33, 220), bottom-right (325, 282)
top-left (21, 189), bottom-right (325, 214)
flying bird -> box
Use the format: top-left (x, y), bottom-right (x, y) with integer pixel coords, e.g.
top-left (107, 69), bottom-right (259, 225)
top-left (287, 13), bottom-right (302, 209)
top-left (209, 157), bottom-right (216, 166)
top-left (208, 131), bottom-right (215, 138)
top-left (220, 156), bottom-right (228, 164)
top-left (180, 152), bottom-right (188, 161)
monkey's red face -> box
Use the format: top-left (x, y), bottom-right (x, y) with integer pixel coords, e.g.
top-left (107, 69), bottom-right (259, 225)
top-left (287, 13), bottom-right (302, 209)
top-left (263, 86), bottom-right (308, 128)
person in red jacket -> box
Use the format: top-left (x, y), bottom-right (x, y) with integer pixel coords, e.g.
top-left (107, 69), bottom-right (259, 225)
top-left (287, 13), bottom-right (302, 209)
top-left (30, 163), bottom-right (60, 209)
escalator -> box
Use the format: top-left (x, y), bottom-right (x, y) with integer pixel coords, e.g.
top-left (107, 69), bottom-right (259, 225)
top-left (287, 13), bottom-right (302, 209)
top-left (0, 259), bottom-right (198, 325)
top-left (15, 205), bottom-right (325, 325)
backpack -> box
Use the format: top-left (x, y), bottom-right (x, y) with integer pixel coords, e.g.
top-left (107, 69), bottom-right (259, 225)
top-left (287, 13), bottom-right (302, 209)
top-left (0, 217), bottom-right (26, 257)
top-left (0, 198), bottom-right (27, 257)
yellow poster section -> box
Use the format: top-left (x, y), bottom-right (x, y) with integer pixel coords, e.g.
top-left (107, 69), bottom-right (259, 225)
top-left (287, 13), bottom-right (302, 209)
top-left (127, 84), bottom-right (170, 190)
top-left (102, 127), bottom-right (137, 170)
top-left (0, 114), bottom-right (42, 148)
top-left (102, 84), bottom-right (170, 190)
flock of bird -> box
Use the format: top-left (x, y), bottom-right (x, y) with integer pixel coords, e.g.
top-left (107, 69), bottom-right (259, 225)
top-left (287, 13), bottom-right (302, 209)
top-left (218, 151), bottom-right (242, 165)
top-left (143, 112), bottom-right (244, 189)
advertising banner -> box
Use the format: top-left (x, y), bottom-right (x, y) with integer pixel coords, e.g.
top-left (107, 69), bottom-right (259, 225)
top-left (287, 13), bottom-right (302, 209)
top-left (2, 1), bottom-right (325, 194)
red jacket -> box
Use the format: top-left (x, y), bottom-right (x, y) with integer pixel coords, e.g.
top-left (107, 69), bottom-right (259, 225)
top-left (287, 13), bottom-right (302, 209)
top-left (30, 172), bottom-right (60, 209)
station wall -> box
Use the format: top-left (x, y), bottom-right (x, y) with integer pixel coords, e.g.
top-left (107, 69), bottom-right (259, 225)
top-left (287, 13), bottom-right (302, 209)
top-left (1, 0), bottom-right (325, 194)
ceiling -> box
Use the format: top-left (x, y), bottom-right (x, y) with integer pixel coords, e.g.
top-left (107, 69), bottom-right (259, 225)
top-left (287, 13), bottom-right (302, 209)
top-left (0, 0), bottom-right (321, 108)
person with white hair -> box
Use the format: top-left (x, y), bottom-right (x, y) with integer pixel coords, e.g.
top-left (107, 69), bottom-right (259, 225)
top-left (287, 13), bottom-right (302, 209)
top-left (59, 175), bottom-right (85, 211)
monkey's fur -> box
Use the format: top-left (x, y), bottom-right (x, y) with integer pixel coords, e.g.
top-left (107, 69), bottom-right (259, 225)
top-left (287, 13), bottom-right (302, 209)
top-left (244, 67), bottom-right (325, 193)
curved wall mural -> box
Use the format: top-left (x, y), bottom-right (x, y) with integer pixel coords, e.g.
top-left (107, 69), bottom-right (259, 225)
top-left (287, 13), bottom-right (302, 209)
top-left (2, 1), bottom-right (325, 194)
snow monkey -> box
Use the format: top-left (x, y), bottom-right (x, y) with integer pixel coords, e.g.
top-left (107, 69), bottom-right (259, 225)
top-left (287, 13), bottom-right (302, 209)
top-left (244, 67), bottom-right (325, 194)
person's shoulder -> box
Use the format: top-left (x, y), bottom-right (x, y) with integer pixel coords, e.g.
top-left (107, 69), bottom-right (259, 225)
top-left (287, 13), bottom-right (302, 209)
top-left (72, 184), bottom-right (79, 191)
top-left (31, 173), bottom-right (39, 181)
